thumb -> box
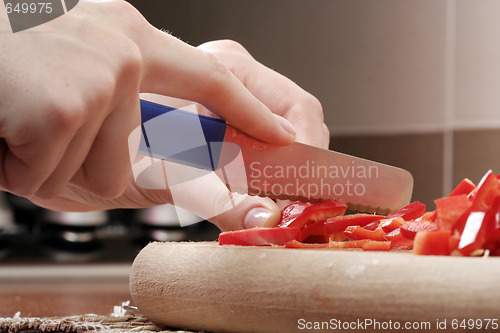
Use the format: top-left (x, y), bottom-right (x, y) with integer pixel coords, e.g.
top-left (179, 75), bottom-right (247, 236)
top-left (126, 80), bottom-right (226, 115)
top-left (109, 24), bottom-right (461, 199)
top-left (209, 195), bottom-right (281, 232)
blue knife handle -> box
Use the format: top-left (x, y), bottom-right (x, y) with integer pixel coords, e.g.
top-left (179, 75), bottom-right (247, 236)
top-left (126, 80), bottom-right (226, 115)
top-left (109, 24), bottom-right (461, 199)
top-left (139, 99), bottom-right (227, 170)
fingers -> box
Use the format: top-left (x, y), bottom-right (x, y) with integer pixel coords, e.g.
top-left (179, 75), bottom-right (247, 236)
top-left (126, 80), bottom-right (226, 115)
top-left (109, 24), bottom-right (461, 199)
top-left (0, 95), bottom-right (84, 196)
top-left (197, 40), bottom-right (328, 149)
top-left (211, 195), bottom-right (281, 231)
top-left (125, 152), bottom-right (281, 231)
top-left (70, 96), bottom-right (141, 199)
top-left (137, 28), bottom-right (295, 146)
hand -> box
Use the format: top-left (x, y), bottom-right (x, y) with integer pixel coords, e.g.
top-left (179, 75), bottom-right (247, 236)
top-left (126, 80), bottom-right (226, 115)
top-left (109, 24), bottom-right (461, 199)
top-left (0, 1), bottom-right (293, 201)
top-left (141, 41), bottom-right (329, 231)
top-left (0, 0), bottom-right (327, 232)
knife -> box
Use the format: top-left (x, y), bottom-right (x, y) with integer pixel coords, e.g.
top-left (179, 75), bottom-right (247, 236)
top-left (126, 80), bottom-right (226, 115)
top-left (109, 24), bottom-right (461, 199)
top-left (138, 99), bottom-right (413, 214)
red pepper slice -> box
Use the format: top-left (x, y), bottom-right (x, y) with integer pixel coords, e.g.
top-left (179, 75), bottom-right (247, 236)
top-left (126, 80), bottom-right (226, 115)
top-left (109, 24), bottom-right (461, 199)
top-left (363, 221), bottom-right (382, 231)
top-left (400, 221), bottom-right (439, 240)
top-left (448, 178), bottom-right (476, 197)
top-left (219, 227), bottom-right (300, 246)
top-left (278, 200), bottom-right (347, 229)
top-left (384, 228), bottom-right (402, 241)
top-left (344, 225), bottom-right (386, 241)
top-left (278, 202), bottom-right (312, 228)
top-left (457, 211), bottom-right (491, 255)
top-left (434, 194), bottom-right (472, 231)
top-left (362, 240), bottom-right (391, 251)
top-left (390, 234), bottom-right (414, 250)
top-left (456, 170), bottom-right (500, 254)
top-left (379, 217), bottom-right (404, 233)
top-left (469, 170), bottom-right (500, 211)
top-left (386, 201), bottom-right (426, 220)
top-left (485, 196), bottom-right (500, 243)
top-left (324, 214), bottom-right (384, 234)
top-left (299, 220), bottom-right (325, 242)
top-left (413, 231), bottom-right (452, 255)
top-left (329, 239), bottom-right (368, 249)
top-left (284, 240), bottom-right (330, 249)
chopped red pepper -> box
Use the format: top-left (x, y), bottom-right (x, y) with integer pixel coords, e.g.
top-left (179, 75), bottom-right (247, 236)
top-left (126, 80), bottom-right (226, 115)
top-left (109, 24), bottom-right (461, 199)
top-left (485, 197), bottom-right (500, 242)
top-left (363, 221), bottom-right (382, 231)
top-left (277, 202), bottom-right (312, 228)
top-left (218, 170), bottom-right (500, 256)
top-left (390, 234), bottom-right (414, 250)
top-left (344, 225), bottom-right (386, 241)
top-left (386, 201), bottom-right (426, 220)
top-left (324, 214), bottom-right (384, 234)
top-left (435, 194), bottom-right (472, 231)
top-left (362, 240), bottom-right (391, 251)
top-left (458, 211), bottom-right (490, 255)
top-left (278, 200), bottom-right (347, 229)
top-left (448, 178), bottom-right (476, 197)
top-left (329, 239), bottom-right (368, 249)
top-left (413, 231), bottom-right (452, 255)
top-left (299, 220), bottom-right (325, 241)
top-left (219, 227), bottom-right (300, 246)
top-left (469, 170), bottom-right (500, 211)
top-left (379, 217), bottom-right (404, 233)
top-left (284, 240), bottom-right (330, 249)
top-left (400, 220), bottom-right (439, 240)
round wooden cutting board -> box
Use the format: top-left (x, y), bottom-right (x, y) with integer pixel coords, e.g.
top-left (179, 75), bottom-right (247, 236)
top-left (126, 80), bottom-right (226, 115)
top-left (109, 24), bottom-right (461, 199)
top-left (130, 241), bottom-right (500, 333)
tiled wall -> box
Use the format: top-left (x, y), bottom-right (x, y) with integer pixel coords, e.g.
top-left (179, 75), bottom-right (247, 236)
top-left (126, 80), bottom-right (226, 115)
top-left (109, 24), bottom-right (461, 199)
top-left (131, 0), bottom-right (500, 209)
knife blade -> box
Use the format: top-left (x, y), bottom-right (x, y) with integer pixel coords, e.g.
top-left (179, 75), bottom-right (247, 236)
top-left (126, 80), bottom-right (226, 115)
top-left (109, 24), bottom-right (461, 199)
top-left (138, 99), bottom-right (413, 214)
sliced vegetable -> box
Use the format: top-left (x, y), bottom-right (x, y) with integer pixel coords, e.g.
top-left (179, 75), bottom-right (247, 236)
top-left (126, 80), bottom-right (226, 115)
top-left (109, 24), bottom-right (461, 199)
top-left (344, 225), bottom-right (386, 241)
top-left (400, 221), bottom-right (439, 240)
top-left (379, 217), bottom-right (404, 233)
top-left (386, 201), bottom-right (426, 220)
top-left (219, 227), bottom-right (300, 246)
top-left (299, 220), bottom-right (325, 241)
top-left (277, 202), bottom-right (312, 228)
top-left (284, 240), bottom-right (330, 249)
top-left (278, 200), bottom-right (347, 229)
top-left (324, 214), bottom-right (383, 234)
top-left (389, 234), bottom-right (414, 250)
top-left (448, 178), bottom-right (476, 197)
top-left (435, 194), bottom-right (471, 231)
top-left (362, 241), bottom-right (391, 252)
top-left (329, 239), bottom-right (368, 249)
top-left (413, 231), bottom-right (452, 255)
top-left (469, 170), bottom-right (500, 212)
top-left (218, 169), bottom-right (500, 257)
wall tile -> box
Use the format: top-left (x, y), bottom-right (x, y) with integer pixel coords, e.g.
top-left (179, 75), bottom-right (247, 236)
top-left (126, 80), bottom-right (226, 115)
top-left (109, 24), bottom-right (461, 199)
top-left (453, 129), bottom-right (500, 186)
top-left (454, 0), bottom-right (500, 127)
top-left (331, 133), bottom-right (443, 209)
top-left (132, 0), bottom-right (449, 135)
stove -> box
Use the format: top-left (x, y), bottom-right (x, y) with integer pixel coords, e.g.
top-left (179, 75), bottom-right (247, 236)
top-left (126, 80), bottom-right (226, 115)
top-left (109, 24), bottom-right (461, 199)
top-left (0, 193), bottom-right (220, 265)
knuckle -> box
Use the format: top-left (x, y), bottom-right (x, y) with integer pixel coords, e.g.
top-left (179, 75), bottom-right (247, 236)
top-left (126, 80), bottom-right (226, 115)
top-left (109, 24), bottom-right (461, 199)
top-left (119, 43), bottom-right (143, 84)
top-left (215, 39), bottom-right (248, 53)
top-left (302, 93), bottom-right (324, 119)
top-left (45, 98), bottom-right (86, 135)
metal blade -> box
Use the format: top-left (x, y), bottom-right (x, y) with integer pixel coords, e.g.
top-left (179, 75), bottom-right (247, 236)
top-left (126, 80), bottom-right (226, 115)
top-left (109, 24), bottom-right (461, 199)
top-left (220, 128), bottom-right (413, 214)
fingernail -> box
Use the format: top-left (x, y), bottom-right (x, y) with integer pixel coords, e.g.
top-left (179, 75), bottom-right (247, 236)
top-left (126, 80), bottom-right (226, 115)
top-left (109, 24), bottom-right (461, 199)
top-left (244, 207), bottom-right (272, 229)
top-left (275, 115), bottom-right (296, 138)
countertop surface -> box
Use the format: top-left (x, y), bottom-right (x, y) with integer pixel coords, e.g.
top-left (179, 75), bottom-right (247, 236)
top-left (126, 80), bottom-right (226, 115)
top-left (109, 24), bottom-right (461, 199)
top-left (0, 264), bottom-right (132, 318)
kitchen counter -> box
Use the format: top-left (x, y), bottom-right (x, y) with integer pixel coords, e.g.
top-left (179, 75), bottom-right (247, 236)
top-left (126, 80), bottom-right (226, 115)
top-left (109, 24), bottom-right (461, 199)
top-left (0, 264), bottom-right (131, 317)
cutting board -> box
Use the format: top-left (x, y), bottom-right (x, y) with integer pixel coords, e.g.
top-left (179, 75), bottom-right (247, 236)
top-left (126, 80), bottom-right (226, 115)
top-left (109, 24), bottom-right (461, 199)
top-left (130, 242), bottom-right (500, 333)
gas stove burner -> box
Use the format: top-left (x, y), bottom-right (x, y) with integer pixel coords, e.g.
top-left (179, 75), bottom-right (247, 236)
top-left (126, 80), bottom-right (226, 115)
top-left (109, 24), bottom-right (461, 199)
top-left (41, 238), bottom-right (103, 263)
top-left (137, 204), bottom-right (201, 227)
top-left (44, 210), bottom-right (108, 227)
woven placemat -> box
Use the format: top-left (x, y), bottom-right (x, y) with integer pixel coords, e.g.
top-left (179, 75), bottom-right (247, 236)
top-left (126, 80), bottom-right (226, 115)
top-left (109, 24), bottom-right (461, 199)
top-left (0, 302), bottom-right (206, 333)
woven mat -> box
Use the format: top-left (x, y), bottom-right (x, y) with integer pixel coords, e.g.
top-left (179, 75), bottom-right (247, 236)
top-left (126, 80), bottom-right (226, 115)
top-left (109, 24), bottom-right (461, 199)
top-left (0, 302), bottom-right (205, 333)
